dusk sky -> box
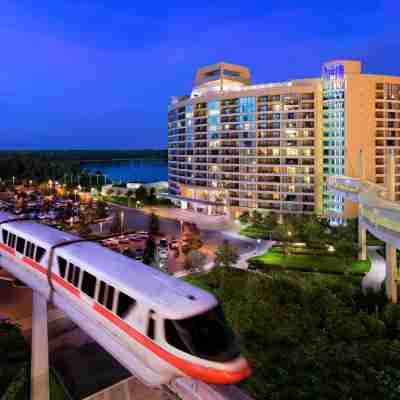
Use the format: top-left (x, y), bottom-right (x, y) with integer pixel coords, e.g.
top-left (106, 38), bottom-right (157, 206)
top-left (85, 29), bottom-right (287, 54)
top-left (0, 0), bottom-right (398, 149)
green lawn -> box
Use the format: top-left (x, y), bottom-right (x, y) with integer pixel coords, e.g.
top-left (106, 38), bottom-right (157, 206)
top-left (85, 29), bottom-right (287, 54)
top-left (249, 248), bottom-right (371, 275)
top-left (240, 225), bottom-right (270, 239)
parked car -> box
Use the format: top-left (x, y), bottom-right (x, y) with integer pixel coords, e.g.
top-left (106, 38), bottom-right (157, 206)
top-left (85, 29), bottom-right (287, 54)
top-left (136, 231), bottom-right (149, 239)
top-left (159, 238), bottom-right (168, 248)
top-left (135, 248), bottom-right (144, 261)
top-left (169, 239), bottom-right (179, 250)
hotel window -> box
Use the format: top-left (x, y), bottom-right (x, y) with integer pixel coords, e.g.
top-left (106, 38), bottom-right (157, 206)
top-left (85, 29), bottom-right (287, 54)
top-left (208, 101), bottom-right (220, 116)
top-left (239, 97), bottom-right (256, 113)
top-left (287, 148), bottom-right (298, 156)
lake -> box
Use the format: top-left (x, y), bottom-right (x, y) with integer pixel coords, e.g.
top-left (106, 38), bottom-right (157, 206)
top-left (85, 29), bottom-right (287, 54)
top-left (82, 159), bottom-right (168, 184)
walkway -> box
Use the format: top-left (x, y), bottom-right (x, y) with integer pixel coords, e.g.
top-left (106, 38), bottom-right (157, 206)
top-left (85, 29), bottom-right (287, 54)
top-left (328, 176), bottom-right (400, 247)
top-left (362, 247), bottom-right (386, 292)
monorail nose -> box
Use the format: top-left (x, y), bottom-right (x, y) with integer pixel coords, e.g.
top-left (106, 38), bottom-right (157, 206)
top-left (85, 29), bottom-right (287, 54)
top-left (188, 357), bottom-right (252, 385)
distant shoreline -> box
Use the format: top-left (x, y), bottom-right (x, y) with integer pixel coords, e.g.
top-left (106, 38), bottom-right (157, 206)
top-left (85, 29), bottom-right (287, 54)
top-left (80, 158), bottom-right (167, 163)
top-left (0, 150), bottom-right (168, 163)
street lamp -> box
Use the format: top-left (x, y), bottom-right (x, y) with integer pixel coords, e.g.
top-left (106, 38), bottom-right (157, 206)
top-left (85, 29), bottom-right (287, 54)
top-left (74, 189), bottom-right (78, 202)
top-left (120, 210), bottom-right (125, 235)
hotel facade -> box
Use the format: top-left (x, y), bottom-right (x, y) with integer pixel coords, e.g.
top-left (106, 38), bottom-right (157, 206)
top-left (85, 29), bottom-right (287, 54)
top-left (167, 60), bottom-right (400, 221)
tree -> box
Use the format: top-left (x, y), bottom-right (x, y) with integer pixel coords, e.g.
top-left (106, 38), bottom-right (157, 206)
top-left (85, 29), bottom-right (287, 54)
top-left (143, 236), bottom-right (156, 265)
top-left (335, 239), bottom-right (358, 272)
top-left (149, 213), bottom-right (160, 235)
top-left (95, 200), bottom-right (108, 219)
top-left (250, 210), bottom-right (263, 227)
top-left (182, 229), bottom-right (203, 253)
top-left (274, 223), bottom-right (295, 256)
top-left (148, 187), bottom-right (156, 203)
top-left (185, 250), bottom-right (207, 271)
top-left (239, 211), bottom-right (250, 225)
top-left (214, 240), bottom-right (239, 269)
top-left (301, 217), bottom-right (328, 249)
top-left (135, 186), bottom-right (147, 203)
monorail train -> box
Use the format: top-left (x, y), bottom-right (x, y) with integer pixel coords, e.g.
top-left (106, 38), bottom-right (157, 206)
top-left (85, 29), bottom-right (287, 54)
top-left (0, 211), bottom-right (251, 386)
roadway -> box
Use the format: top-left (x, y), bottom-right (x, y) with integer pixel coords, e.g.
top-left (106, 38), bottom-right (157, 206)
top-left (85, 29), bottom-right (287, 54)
top-left (105, 204), bottom-right (265, 273)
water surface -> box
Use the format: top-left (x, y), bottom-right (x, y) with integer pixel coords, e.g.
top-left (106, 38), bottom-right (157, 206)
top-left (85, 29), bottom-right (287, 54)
top-left (82, 159), bottom-right (168, 183)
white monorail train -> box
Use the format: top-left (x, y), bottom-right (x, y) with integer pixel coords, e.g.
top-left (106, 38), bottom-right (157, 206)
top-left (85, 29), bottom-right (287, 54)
top-left (0, 211), bottom-right (251, 386)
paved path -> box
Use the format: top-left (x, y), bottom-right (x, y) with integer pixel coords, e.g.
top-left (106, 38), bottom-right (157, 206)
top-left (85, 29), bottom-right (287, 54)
top-left (362, 247), bottom-right (386, 292)
top-left (236, 240), bottom-right (275, 269)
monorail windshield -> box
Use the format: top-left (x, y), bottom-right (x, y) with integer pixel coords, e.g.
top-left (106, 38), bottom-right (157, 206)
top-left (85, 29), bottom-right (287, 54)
top-left (165, 305), bottom-right (240, 362)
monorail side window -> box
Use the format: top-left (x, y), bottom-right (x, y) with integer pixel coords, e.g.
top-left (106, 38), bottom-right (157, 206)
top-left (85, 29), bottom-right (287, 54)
top-left (28, 243), bottom-right (35, 259)
top-left (16, 237), bottom-right (25, 254)
top-left (8, 233), bottom-right (16, 248)
top-left (58, 257), bottom-right (67, 278)
top-left (73, 266), bottom-right (81, 288)
top-left (81, 271), bottom-right (96, 298)
top-left (98, 281), bottom-right (106, 305)
top-left (106, 286), bottom-right (115, 311)
top-left (147, 311), bottom-right (156, 340)
top-left (35, 246), bottom-right (46, 263)
top-left (2, 229), bottom-right (8, 244)
top-left (116, 292), bottom-right (136, 318)
top-left (25, 242), bottom-right (32, 258)
top-left (67, 264), bottom-right (74, 283)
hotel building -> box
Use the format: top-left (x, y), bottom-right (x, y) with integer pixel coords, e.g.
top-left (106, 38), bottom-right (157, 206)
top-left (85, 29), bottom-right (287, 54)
top-left (167, 60), bottom-right (400, 221)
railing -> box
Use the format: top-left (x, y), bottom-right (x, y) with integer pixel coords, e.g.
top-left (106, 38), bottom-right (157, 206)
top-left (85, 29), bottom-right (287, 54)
top-left (327, 175), bottom-right (400, 239)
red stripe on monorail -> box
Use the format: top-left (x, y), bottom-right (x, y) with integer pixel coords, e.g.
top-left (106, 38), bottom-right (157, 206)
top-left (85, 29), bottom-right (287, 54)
top-left (0, 242), bottom-right (16, 256)
top-left (22, 256), bottom-right (47, 274)
top-left (93, 303), bottom-right (251, 384)
top-left (21, 256), bottom-right (80, 297)
top-left (51, 273), bottom-right (80, 297)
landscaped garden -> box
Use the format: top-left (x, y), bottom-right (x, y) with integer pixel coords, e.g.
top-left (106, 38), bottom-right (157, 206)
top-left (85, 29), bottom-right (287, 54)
top-left (187, 268), bottom-right (400, 400)
top-left (240, 211), bottom-right (372, 277)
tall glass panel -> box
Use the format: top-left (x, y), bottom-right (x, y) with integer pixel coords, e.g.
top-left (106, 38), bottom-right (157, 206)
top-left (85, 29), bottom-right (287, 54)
top-left (322, 63), bottom-right (345, 222)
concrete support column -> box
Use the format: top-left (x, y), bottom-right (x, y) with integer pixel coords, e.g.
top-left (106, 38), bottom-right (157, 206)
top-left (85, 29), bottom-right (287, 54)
top-left (31, 291), bottom-right (49, 400)
top-left (386, 245), bottom-right (398, 304)
top-left (358, 223), bottom-right (367, 261)
top-left (386, 149), bottom-right (396, 201)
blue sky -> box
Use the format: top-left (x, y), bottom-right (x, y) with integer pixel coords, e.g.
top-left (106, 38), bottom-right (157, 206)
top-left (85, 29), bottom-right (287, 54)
top-left (0, 0), bottom-right (398, 149)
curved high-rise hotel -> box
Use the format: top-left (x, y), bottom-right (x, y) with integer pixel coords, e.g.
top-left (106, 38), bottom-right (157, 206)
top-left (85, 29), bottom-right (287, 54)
top-left (167, 60), bottom-right (400, 221)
